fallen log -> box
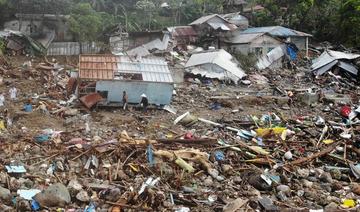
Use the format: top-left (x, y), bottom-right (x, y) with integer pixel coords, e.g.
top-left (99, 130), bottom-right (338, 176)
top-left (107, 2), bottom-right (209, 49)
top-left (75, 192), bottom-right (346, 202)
top-left (285, 141), bottom-right (340, 167)
top-left (157, 138), bottom-right (216, 145)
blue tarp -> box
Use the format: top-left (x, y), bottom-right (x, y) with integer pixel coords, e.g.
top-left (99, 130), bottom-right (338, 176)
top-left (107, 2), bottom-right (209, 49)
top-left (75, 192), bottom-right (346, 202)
top-left (286, 44), bottom-right (299, 61)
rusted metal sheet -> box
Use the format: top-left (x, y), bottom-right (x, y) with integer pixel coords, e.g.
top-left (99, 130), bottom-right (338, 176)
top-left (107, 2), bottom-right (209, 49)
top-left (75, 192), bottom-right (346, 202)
top-left (66, 77), bottom-right (77, 96)
top-left (79, 92), bottom-right (104, 109)
top-left (79, 55), bottom-right (118, 80)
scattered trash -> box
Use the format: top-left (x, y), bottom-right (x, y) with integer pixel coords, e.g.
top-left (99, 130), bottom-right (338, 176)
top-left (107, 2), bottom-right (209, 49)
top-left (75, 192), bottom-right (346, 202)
top-left (17, 189), bottom-right (41, 200)
top-left (5, 165), bottom-right (26, 174)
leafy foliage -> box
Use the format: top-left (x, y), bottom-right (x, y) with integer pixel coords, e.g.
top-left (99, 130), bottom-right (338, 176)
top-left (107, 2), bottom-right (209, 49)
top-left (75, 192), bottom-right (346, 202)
top-left (0, 0), bottom-right (359, 47)
top-left (68, 3), bottom-right (104, 41)
top-left (339, 0), bottom-right (360, 46)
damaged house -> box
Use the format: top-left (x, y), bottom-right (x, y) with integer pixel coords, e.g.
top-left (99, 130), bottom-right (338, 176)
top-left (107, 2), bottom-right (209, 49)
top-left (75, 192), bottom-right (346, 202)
top-left (235, 26), bottom-right (312, 56)
top-left (311, 50), bottom-right (360, 78)
top-left (222, 32), bottom-right (283, 56)
top-left (110, 30), bottom-right (170, 57)
top-left (166, 26), bottom-right (198, 50)
top-left (78, 55), bottom-right (174, 107)
top-left (4, 13), bottom-right (103, 56)
top-left (4, 13), bottom-right (74, 47)
top-left (0, 30), bottom-right (46, 55)
top-left (189, 14), bottom-right (237, 48)
top-left (185, 49), bottom-right (246, 84)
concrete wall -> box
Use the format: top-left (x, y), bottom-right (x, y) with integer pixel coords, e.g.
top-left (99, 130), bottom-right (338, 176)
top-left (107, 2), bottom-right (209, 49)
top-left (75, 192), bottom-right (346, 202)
top-left (4, 20), bottom-right (43, 37)
top-left (170, 67), bottom-right (185, 84)
top-left (4, 19), bottom-right (73, 41)
top-left (96, 80), bottom-right (174, 105)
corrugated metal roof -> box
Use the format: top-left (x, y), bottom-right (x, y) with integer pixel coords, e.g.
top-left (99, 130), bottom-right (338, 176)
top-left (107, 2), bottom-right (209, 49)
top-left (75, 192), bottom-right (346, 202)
top-left (47, 42), bottom-right (101, 56)
top-left (79, 55), bottom-right (117, 80)
top-left (117, 57), bottom-right (173, 83)
top-left (242, 26), bottom-right (312, 37)
top-left (189, 14), bottom-right (237, 31)
top-left (185, 49), bottom-right (246, 83)
top-left (311, 50), bottom-right (360, 71)
top-left (190, 14), bottom-right (232, 25)
top-left (79, 55), bottom-right (173, 83)
top-left (311, 50), bottom-right (360, 76)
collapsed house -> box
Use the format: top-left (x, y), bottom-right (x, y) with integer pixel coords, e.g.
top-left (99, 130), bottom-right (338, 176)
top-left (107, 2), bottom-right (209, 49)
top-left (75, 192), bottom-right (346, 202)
top-left (4, 13), bottom-right (74, 46)
top-left (0, 30), bottom-right (46, 55)
top-left (78, 55), bottom-right (174, 106)
top-left (311, 50), bottom-right (360, 77)
top-left (125, 32), bottom-right (170, 57)
top-left (166, 26), bottom-right (198, 49)
top-left (255, 43), bottom-right (298, 70)
top-left (110, 30), bottom-right (170, 56)
top-left (185, 49), bottom-right (246, 84)
top-left (3, 13), bottom-right (103, 56)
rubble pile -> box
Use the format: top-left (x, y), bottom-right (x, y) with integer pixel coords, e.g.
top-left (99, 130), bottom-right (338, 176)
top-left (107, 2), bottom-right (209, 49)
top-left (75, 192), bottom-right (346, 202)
top-left (0, 53), bottom-right (359, 211)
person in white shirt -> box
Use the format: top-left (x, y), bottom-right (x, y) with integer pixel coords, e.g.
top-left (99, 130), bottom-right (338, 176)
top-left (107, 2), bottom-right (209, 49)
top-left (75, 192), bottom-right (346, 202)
top-left (0, 93), bottom-right (4, 107)
top-left (9, 87), bottom-right (17, 100)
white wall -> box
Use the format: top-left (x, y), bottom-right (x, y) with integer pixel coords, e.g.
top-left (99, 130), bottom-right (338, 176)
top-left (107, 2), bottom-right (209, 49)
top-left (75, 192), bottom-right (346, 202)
top-left (227, 35), bottom-right (282, 56)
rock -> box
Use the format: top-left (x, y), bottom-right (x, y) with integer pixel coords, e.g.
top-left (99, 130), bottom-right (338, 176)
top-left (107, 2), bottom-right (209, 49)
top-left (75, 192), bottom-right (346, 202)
top-left (233, 176), bottom-right (242, 184)
top-left (68, 179), bottom-right (83, 191)
top-left (34, 183), bottom-right (71, 207)
top-left (105, 188), bottom-right (121, 202)
top-left (204, 177), bottom-right (213, 187)
top-left (221, 164), bottom-right (233, 174)
top-left (115, 169), bottom-right (129, 180)
top-left (315, 193), bottom-right (330, 206)
top-left (319, 172), bottom-right (333, 183)
top-left (223, 198), bottom-right (248, 212)
top-left (330, 169), bottom-right (342, 180)
top-left (314, 168), bottom-right (324, 177)
top-left (76, 190), bottom-right (90, 202)
top-left (320, 183), bottom-right (332, 192)
top-left (352, 183), bottom-right (360, 195)
top-left (208, 168), bottom-right (224, 181)
top-left (297, 190), bottom-right (304, 197)
top-left (248, 174), bottom-right (272, 191)
top-left (324, 202), bottom-right (338, 211)
top-left (277, 191), bottom-right (287, 201)
top-left (0, 186), bottom-right (11, 202)
top-left (301, 179), bottom-right (313, 188)
top-left (284, 151), bottom-right (293, 160)
top-left (0, 173), bottom-right (7, 184)
top-left (16, 198), bottom-right (31, 211)
top-left (258, 197), bottom-right (278, 211)
top-left (308, 176), bottom-right (317, 182)
top-left (276, 185), bottom-right (290, 193)
top-left (331, 181), bottom-right (343, 191)
top-left (297, 169), bottom-right (310, 178)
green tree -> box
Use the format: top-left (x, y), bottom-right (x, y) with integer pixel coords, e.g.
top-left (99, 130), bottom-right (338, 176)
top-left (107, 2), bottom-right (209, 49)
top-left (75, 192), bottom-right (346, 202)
top-left (339, 0), bottom-right (360, 46)
top-left (69, 3), bottom-right (103, 41)
top-left (135, 0), bottom-right (156, 30)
